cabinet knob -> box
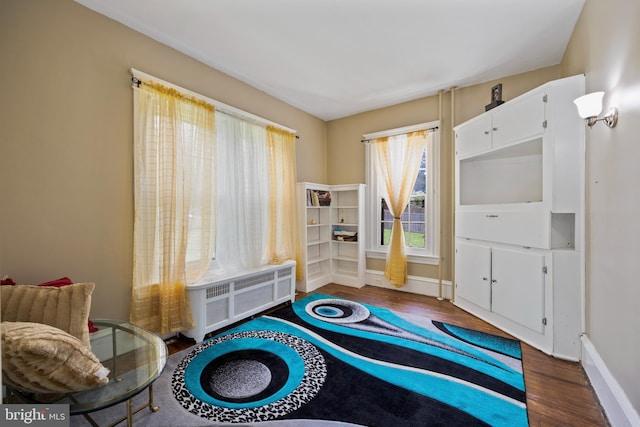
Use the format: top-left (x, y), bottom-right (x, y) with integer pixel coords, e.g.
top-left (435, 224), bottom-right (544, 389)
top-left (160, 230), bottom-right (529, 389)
top-left (482, 277), bottom-right (488, 281)
top-left (493, 127), bottom-right (498, 131)
top-left (492, 279), bottom-right (498, 283)
top-left (486, 214), bottom-right (499, 218)
top-left (484, 130), bottom-right (490, 135)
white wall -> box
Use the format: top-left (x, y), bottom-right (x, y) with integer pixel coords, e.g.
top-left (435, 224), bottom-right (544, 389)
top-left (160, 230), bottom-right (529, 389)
top-left (562, 0), bottom-right (640, 424)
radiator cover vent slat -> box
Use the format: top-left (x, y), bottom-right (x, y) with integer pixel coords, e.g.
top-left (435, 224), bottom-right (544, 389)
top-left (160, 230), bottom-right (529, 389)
top-left (206, 282), bottom-right (230, 299)
top-left (235, 272), bottom-right (275, 290)
top-left (277, 267), bottom-right (293, 277)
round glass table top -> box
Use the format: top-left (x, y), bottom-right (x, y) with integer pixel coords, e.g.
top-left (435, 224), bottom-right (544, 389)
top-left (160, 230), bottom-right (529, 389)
top-left (60, 319), bottom-right (168, 414)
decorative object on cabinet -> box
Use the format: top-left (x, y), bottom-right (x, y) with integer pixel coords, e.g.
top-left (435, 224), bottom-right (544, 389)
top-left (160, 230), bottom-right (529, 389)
top-left (485, 83), bottom-right (505, 111)
top-left (297, 182), bottom-right (365, 292)
top-left (573, 91), bottom-right (618, 128)
top-left (454, 75), bottom-right (585, 361)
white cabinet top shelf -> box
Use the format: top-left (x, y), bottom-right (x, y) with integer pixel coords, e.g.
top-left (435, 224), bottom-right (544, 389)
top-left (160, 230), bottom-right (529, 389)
top-left (458, 137), bottom-right (543, 207)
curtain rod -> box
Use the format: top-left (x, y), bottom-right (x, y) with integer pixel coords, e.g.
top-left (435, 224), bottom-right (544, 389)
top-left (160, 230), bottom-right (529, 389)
top-left (361, 122), bottom-right (439, 143)
top-left (130, 69), bottom-right (299, 139)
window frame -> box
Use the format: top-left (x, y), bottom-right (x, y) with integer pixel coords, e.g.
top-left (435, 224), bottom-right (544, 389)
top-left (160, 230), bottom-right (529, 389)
top-left (364, 121), bottom-right (440, 265)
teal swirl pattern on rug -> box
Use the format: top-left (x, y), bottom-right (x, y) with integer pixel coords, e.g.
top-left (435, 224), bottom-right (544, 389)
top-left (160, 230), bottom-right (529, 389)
top-left (172, 293), bottom-right (528, 426)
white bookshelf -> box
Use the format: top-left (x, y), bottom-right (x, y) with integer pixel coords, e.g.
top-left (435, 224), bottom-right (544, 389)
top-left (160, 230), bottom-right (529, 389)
top-left (297, 182), bottom-right (365, 292)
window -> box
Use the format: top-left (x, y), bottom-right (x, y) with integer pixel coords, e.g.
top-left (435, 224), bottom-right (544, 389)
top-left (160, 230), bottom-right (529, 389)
top-left (181, 120), bottom-right (213, 265)
top-left (365, 122), bottom-right (440, 264)
top-left (379, 149), bottom-right (426, 248)
top-left (132, 70), bottom-right (297, 334)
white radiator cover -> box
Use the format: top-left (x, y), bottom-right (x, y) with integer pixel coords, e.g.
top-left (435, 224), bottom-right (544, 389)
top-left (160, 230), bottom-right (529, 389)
top-left (183, 260), bottom-right (296, 342)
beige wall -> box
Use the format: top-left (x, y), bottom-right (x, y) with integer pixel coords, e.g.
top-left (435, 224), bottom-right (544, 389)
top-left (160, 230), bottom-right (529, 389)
top-left (3, 2), bottom-right (638, 417)
top-left (0, 0), bottom-right (326, 320)
top-left (326, 66), bottom-right (561, 282)
top-left (562, 0), bottom-right (640, 418)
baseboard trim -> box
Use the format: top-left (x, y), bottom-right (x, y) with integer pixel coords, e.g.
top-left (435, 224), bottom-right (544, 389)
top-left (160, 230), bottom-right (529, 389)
top-left (365, 270), bottom-right (452, 300)
top-left (581, 334), bottom-right (639, 427)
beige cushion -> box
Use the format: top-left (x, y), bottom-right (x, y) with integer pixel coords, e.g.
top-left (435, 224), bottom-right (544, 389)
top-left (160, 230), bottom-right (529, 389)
top-left (1, 321), bottom-right (110, 394)
top-left (1, 282), bottom-right (94, 348)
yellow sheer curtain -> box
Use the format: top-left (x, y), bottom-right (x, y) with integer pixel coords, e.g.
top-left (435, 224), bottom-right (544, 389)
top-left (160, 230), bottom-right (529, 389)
top-left (266, 126), bottom-right (298, 265)
top-left (131, 80), bottom-right (216, 335)
top-left (371, 130), bottom-right (428, 286)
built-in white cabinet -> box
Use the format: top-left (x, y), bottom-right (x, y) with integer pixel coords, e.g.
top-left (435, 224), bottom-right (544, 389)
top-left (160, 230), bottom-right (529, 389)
top-left (456, 242), bottom-right (546, 335)
top-left (454, 75), bottom-right (585, 360)
top-left (297, 182), bottom-right (365, 292)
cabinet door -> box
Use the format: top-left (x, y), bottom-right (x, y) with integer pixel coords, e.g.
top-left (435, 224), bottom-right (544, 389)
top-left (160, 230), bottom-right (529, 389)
top-left (455, 115), bottom-right (492, 158)
top-left (491, 91), bottom-right (545, 148)
top-left (455, 242), bottom-right (491, 310)
top-left (491, 248), bottom-right (546, 333)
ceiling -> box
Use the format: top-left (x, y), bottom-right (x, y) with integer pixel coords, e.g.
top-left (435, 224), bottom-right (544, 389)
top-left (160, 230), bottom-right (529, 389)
top-left (75, 0), bottom-right (585, 121)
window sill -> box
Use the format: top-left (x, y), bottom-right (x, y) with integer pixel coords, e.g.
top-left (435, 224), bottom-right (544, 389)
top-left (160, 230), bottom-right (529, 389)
top-left (366, 250), bottom-right (440, 265)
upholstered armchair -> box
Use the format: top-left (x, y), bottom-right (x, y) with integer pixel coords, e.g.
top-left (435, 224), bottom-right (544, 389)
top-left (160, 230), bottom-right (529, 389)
top-left (1, 282), bottom-right (110, 395)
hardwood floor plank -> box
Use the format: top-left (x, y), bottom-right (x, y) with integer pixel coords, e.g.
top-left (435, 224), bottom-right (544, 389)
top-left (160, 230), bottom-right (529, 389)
top-left (168, 283), bottom-right (609, 426)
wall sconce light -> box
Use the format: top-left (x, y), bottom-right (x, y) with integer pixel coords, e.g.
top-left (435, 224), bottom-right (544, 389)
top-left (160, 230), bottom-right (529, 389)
top-left (573, 91), bottom-right (618, 128)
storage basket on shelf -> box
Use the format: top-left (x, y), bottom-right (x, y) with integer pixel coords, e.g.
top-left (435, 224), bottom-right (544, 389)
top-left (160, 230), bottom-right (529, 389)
top-left (333, 230), bottom-right (357, 242)
top-left (317, 191), bottom-right (331, 206)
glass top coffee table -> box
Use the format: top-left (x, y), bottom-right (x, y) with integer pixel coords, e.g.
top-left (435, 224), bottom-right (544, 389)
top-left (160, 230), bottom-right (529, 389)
top-left (9, 319), bottom-right (167, 427)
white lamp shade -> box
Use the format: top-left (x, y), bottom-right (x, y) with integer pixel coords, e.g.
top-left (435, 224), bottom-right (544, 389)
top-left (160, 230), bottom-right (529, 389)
top-left (573, 92), bottom-right (604, 118)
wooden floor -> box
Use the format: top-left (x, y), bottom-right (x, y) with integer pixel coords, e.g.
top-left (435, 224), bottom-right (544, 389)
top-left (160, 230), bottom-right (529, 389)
top-left (168, 283), bottom-right (609, 427)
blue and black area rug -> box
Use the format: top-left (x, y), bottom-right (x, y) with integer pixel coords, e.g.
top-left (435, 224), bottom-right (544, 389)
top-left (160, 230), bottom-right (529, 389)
top-left (172, 294), bottom-right (528, 426)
